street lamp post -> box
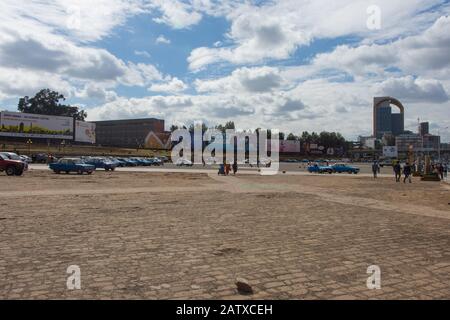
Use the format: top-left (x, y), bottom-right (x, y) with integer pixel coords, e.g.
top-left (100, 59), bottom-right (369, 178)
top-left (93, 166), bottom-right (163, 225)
top-left (439, 127), bottom-right (449, 163)
top-left (61, 140), bottom-right (66, 155)
top-left (26, 139), bottom-right (33, 156)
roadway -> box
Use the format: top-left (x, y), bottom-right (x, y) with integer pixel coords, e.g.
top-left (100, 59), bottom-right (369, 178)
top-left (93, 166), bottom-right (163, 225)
top-left (29, 162), bottom-right (396, 178)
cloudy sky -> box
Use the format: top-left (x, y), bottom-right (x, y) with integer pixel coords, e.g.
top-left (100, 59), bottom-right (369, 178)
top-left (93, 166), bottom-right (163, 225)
top-left (0, 0), bottom-right (450, 141)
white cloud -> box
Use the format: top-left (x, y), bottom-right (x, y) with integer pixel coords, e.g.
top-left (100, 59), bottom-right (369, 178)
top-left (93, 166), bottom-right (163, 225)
top-left (134, 50), bottom-right (151, 58)
top-left (150, 0), bottom-right (202, 29)
top-left (0, 67), bottom-right (73, 98)
top-left (311, 15), bottom-right (450, 80)
top-left (0, 0), bottom-right (147, 43)
top-left (195, 66), bottom-right (285, 93)
top-left (0, 0), bottom-right (169, 101)
top-left (155, 35), bottom-right (171, 45)
top-left (375, 76), bottom-right (449, 104)
top-left (149, 77), bottom-right (188, 93)
top-left (119, 62), bottom-right (164, 87)
top-left (187, 0), bottom-right (447, 70)
top-left (76, 84), bottom-right (118, 102)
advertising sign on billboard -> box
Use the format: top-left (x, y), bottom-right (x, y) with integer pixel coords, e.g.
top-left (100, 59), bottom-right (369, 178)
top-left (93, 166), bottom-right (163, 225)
top-left (279, 140), bottom-right (301, 153)
top-left (383, 146), bottom-right (398, 158)
top-left (0, 111), bottom-right (73, 139)
top-left (75, 120), bottom-right (96, 144)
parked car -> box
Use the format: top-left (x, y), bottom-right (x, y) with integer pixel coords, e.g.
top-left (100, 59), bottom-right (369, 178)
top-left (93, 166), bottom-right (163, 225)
top-left (84, 157), bottom-right (117, 171)
top-left (139, 158), bottom-right (154, 166)
top-left (117, 158), bottom-right (137, 167)
top-left (332, 163), bottom-right (360, 174)
top-left (108, 157), bottom-right (126, 167)
top-left (32, 153), bottom-right (48, 163)
top-left (19, 155), bottom-right (32, 163)
top-left (150, 157), bottom-right (163, 166)
top-left (0, 153), bottom-right (27, 176)
top-left (307, 164), bottom-right (333, 174)
top-left (379, 159), bottom-right (395, 168)
top-left (1, 152), bottom-right (29, 171)
top-left (49, 158), bottom-right (95, 175)
top-left (129, 157), bottom-right (146, 166)
top-left (175, 158), bottom-right (193, 166)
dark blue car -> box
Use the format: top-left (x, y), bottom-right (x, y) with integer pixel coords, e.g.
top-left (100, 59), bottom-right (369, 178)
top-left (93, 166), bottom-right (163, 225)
top-left (117, 158), bottom-right (138, 166)
top-left (307, 164), bottom-right (334, 174)
top-left (84, 157), bottom-right (118, 171)
top-left (49, 158), bottom-right (95, 175)
top-left (332, 163), bottom-right (360, 174)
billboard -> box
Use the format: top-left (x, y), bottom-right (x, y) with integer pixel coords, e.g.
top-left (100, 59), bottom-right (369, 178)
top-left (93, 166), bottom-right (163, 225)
top-left (279, 140), bottom-right (301, 153)
top-left (383, 146), bottom-right (398, 158)
top-left (75, 120), bottom-right (96, 144)
top-left (0, 111), bottom-right (73, 139)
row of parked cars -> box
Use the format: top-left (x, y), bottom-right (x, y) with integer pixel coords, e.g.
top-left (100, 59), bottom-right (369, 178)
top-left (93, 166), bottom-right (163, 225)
top-left (307, 163), bottom-right (360, 174)
top-left (48, 156), bottom-right (169, 174)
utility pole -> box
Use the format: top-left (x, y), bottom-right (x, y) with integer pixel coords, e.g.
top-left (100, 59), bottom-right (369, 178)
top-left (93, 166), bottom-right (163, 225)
top-left (439, 127), bottom-right (449, 163)
top-left (26, 139), bottom-right (33, 156)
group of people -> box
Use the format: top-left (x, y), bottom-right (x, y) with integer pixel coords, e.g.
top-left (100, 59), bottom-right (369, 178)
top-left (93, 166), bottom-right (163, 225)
top-left (432, 163), bottom-right (448, 180)
top-left (371, 161), bottom-right (412, 183)
top-left (218, 163), bottom-right (238, 176)
top-left (372, 160), bottom-right (448, 182)
top-left (393, 161), bottom-right (413, 183)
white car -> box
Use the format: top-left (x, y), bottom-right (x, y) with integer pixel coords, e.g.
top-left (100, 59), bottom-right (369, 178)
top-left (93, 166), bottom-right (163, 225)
top-left (175, 158), bottom-right (193, 166)
top-left (19, 155), bottom-right (32, 163)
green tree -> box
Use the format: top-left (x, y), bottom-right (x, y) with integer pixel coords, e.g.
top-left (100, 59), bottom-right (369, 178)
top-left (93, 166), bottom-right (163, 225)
top-left (18, 89), bottom-right (87, 121)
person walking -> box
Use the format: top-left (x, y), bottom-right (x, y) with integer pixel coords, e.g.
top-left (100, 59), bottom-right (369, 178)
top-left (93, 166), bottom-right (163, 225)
top-left (393, 161), bottom-right (402, 182)
top-left (403, 162), bottom-right (412, 183)
top-left (438, 163), bottom-right (444, 180)
top-left (444, 163), bottom-right (448, 179)
top-left (372, 161), bottom-right (380, 179)
top-left (232, 162), bottom-right (238, 175)
top-left (225, 163), bottom-right (231, 176)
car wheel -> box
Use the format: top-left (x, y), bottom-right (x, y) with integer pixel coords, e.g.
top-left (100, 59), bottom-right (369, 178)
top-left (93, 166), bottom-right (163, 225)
top-left (54, 170), bottom-right (61, 174)
top-left (65, 171), bottom-right (70, 174)
top-left (87, 171), bottom-right (93, 175)
top-left (77, 170), bottom-right (83, 175)
top-left (14, 169), bottom-right (24, 176)
top-left (328, 170), bottom-right (333, 174)
top-left (111, 167), bottom-right (115, 171)
top-left (6, 166), bottom-right (16, 176)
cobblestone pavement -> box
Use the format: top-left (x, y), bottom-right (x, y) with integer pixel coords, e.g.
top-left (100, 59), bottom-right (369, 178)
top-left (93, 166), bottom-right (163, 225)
top-left (0, 171), bottom-right (449, 299)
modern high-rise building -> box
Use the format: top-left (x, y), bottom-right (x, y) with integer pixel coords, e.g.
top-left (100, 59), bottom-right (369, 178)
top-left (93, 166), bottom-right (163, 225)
top-left (419, 122), bottom-right (430, 136)
top-left (373, 97), bottom-right (405, 139)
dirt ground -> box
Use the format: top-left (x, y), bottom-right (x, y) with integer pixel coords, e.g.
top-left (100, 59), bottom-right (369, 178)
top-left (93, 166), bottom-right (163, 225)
top-left (0, 170), bottom-right (449, 299)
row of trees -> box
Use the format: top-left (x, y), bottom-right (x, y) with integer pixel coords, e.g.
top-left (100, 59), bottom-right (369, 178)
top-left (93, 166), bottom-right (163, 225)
top-left (170, 121), bottom-right (236, 134)
top-left (170, 122), bottom-right (349, 149)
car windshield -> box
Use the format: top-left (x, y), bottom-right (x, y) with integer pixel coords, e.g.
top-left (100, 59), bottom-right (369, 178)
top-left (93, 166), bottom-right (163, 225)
top-left (1, 153), bottom-right (21, 160)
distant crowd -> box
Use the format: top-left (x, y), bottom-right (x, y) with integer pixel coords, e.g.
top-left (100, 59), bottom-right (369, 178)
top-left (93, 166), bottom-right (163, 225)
top-left (371, 160), bottom-right (448, 183)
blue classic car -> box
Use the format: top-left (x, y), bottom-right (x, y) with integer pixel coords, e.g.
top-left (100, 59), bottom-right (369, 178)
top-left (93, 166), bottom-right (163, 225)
top-left (307, 164), bottom-right (334, 174)
top-left (108, 157), bottom-right (126, 167)
top-left (332, 163), bottom-right (360, 174)
top-left (117, 158), bottom-right (137, 167)
top-left (49, 158), bottom-right (95, 175)
top-left (84, 157), bottom-right (118, 171)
